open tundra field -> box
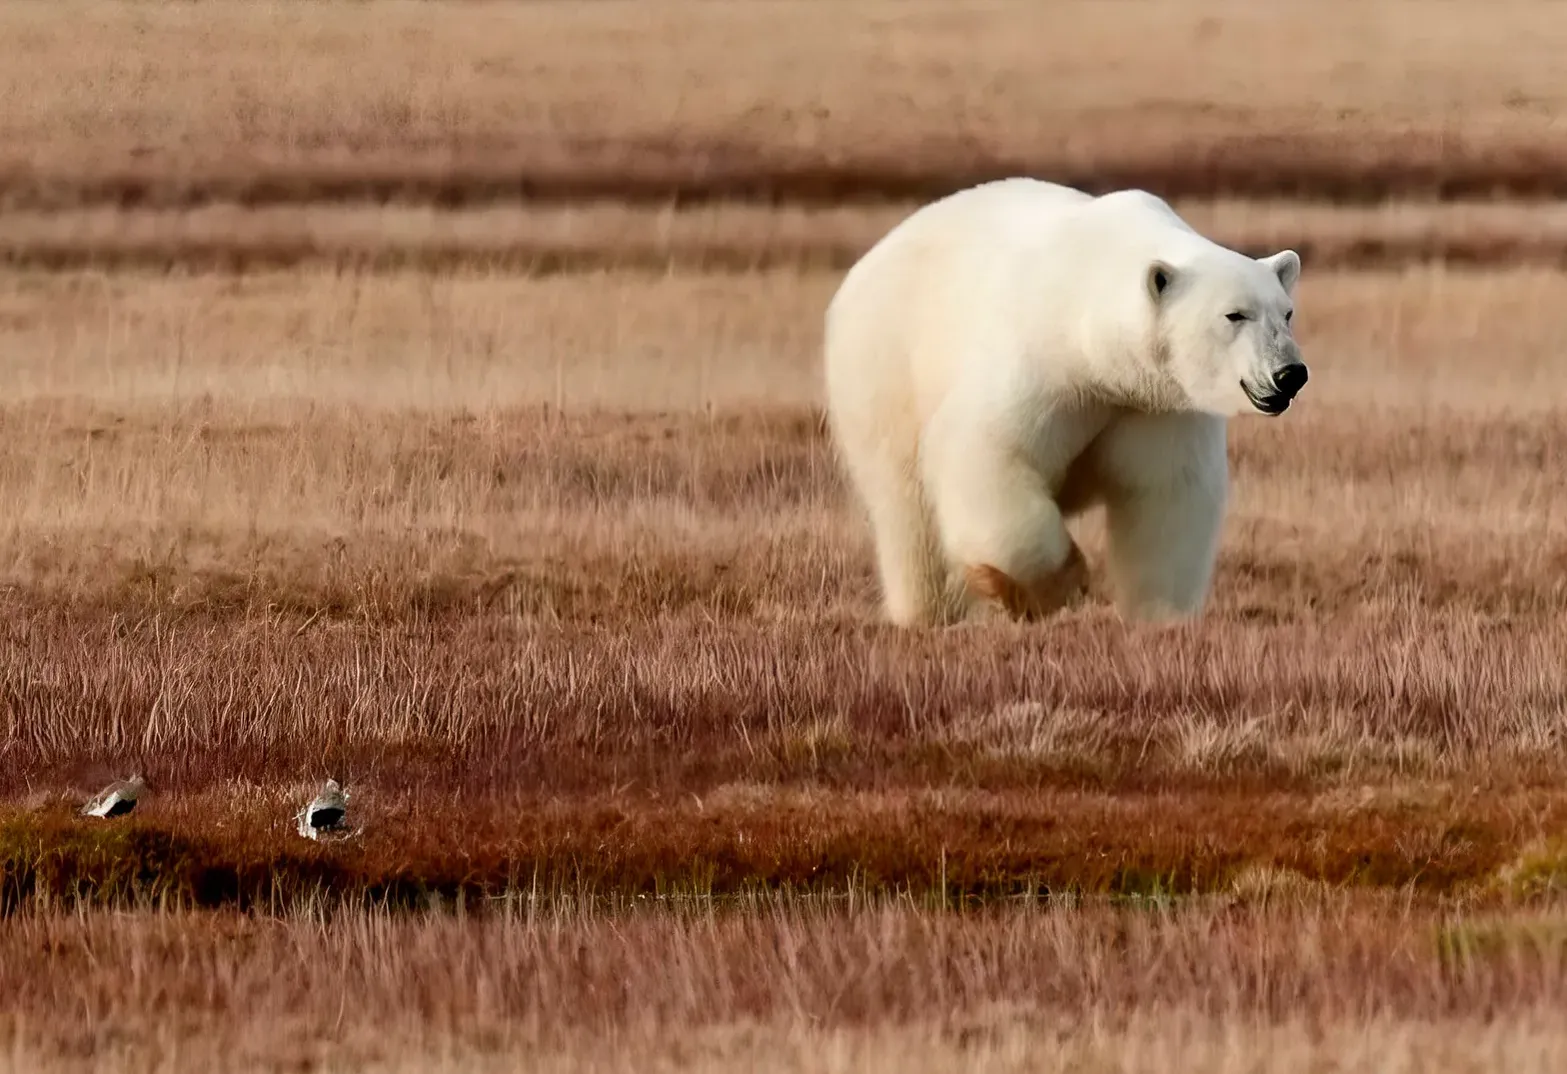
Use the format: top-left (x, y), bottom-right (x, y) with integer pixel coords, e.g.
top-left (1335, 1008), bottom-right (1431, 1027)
top-left (5, 1), bottom-right (1567, 1072)
top-left (7, 0), bottom-right (1567, 205)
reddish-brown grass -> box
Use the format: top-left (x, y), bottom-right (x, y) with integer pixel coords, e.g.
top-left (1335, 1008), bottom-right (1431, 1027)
top-left (2, 263), bottom-right (1566, 911)
top-left (7, 3), bottom-right (1567, 1069)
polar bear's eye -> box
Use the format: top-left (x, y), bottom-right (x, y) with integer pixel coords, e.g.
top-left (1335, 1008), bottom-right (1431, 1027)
top-left (1225, 311), bottom-right (1249, 323)
top-left (1285, 309), bottom-right (1294, 323)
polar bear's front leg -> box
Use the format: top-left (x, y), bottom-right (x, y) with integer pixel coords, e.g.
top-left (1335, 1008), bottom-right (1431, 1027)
top-left (962, 546), bottom-right (1089, 621)
top-left (1091, 411), bottom-right (1229, 622)
top-left (920, 419), bottom-right (1087, 622)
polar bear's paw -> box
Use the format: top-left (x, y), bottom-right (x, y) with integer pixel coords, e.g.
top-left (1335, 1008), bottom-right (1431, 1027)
top-left (963, 544), bottom-right (1089, 622)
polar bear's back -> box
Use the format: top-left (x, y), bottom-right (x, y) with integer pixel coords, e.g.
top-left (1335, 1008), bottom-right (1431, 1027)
top-left (831, 178), bottom-right (1091, 306)
top-left (826, 180), bottom-right (1084, 397)
top-left (825, 179), bottom-right (1201, 365)
top-left (825, 180), bottom-right (1141, 422)
top-left (821, 178), bottom-right (1222, 473)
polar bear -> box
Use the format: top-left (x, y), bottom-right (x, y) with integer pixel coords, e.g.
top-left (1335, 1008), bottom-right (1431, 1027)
top-left (823, 177), bottom-right (1308, 626)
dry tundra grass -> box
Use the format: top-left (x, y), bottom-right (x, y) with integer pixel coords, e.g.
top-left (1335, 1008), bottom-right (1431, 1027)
top-left (4, 263), bottom-right (1567, 904)
top-left (8, 260), bottom-right (1567, 1068)
top-left (8, 899), bottom-right (1567, 1073)
top-left (14, 198), bottom-right (1567, 274)
top-left (7, 1), bottom-right (1567, 1071)
top-left (6, 0), bottom-right (1567, 205)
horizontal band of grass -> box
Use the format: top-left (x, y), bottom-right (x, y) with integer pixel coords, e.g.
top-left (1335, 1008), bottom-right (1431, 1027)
top-left (4, 784), bottom-right (1561, 914)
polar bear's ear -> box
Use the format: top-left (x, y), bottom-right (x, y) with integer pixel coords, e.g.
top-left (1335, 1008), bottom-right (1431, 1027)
top-left (1146, 261), bottom-right (1177, 303)
top-left (1261, 250), bottom-right (1301, 295)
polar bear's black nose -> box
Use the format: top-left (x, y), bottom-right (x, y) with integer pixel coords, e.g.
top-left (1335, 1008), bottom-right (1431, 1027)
top-left (1272, 363), bottom-right (1309, 397)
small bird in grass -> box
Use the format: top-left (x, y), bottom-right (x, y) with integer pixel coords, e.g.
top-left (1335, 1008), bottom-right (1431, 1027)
top-left (295, 779), bottom-right (351, 841)
top-left (80, 775), bottom-right (146, 819)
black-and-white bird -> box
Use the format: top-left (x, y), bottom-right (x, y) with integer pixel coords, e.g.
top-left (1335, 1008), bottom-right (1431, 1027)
top-left (80, 775), bottom-right (146, 819)
top-left (295, 779), bottom-right (350, 840)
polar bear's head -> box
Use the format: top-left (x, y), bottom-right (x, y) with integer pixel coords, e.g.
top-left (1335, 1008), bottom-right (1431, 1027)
top-left (1146, 248), bottom-right (1306, 417)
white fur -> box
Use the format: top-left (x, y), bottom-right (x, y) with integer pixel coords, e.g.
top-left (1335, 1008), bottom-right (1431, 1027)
top-left (823, 178), bottom-right (1306, 626)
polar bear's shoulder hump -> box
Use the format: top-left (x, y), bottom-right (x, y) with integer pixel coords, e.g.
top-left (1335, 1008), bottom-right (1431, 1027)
top-left (1084, 188), bottom-right (1196, 234)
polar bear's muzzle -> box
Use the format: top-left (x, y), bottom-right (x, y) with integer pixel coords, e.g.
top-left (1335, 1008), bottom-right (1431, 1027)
top-left (1242, 361), bottom-right (1308, 415)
